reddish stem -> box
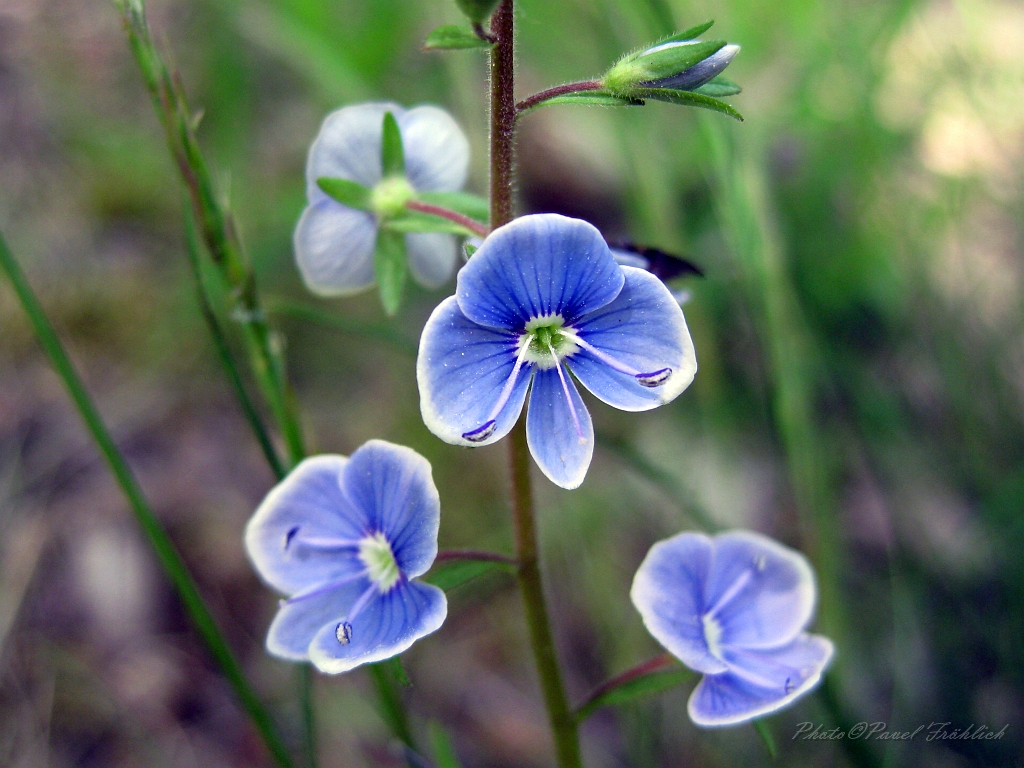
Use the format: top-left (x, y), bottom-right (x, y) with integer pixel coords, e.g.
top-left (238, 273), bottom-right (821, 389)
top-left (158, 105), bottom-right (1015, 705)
top-left (575, 653), bottom-right (677, 714)
top-left (405, 200), bottom-right (490, 238)
top-left (434, 549), bottom-right (517, 566)
top-left (516, 81), bottom-right (604, 114)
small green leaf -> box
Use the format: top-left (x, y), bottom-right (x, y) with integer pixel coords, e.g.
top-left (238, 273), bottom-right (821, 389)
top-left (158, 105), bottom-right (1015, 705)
top-left (418, 191), bottom-right (491, 224)
top-left (534, 91), bottom-right (645, 110)
top-left (662, 20), bottom-right (715, 44)
top-left (317, 177), bottom-right (372, 210)
top-left (374, 229), bottom-right (406, 316)
top-left (428, 721), bottom-right (464, 768)
top-left (630, 87), bottom-right (744, 121)
top-left (385, 211), bottom-right (477, 237)
top-left (753, 718), bottom-right (778, 760)
top-left (425, 559), bottom-right (510, 591)
top-left (381, 112), bottom-right (404, 177)
top-left (424, 25), bottom-right (494, 51)
top-left (463, 242), bottom-right (478, 259)
top-left (575, 668), bottom-right (693, 723)
top-left (454, 0), bottom-right (500, 24)
top-left (695, 76), bottom-right (742, 98)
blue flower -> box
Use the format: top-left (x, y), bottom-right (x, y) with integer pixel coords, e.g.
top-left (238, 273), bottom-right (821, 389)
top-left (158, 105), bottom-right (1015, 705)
top-left (295, 102), bottom-right (470, 296)
top-left (631, 530), bottom-right (833, 726)
top-left (417, 213), bottom-right (697, 489)
top-left (244, 440), bottom-right (447, 674)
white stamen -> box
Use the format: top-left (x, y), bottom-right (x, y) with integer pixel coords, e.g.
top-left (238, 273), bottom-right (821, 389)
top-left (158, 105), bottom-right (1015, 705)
top-left (705, 569), bottom-right (753, 619)
top-left (462, 341), bottom-right (532, 442)
top-left (561, 329), bottom-right (671, 387)
top-left (549, 344), bottom-right (586, 445)
top-left (284, 570), bottom-right (367, 605)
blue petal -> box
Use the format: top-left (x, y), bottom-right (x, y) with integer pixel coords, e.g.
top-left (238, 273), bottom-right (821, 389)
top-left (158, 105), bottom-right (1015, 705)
top-left (688, 634), bottom-right (834, 727)
top-left (456, 214), bottom-right (625, 331)
top-left (294, 200), bottom-right (377, 296)
top-left (306, 102), bottom-right (400, 200)
top-left (704, 531), bottom-right (816, 650)
top-left (406, 232), bottom-right (458, 289)
top-left (417, 296), bottom-right (533, 448)
top-left (245, 456), bottom-right (370, 595)
top-left (308, 581), bottom-right (448, 674)
top-left (266, 576), bottom-right (371, 661)
top-left (397, 106), bottom-right (470, 192)
top-left (340, 441), bottom-right (440, 579)
top-left (525, 367), bottom-right (595, 489)
top-left (568, 267), bottom-right (696, 411)
top-left (630, 532), bottom-right (728, 675)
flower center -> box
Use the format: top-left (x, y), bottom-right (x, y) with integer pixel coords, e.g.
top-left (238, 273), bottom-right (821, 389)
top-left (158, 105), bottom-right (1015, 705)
top-left (358, 532), bottom-right (401, 592)
top-left (371, 176), bottom-right (415, 220)
top-left (702, 613), bottom-right (724, 660)
top-left (520, 315), bottom-right (579, 369)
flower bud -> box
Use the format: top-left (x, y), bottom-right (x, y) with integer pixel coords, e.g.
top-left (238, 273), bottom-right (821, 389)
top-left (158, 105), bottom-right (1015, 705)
top-left (454, 0), bottom-right (500, 24)
top-left (604, 38), bottom-right (739, 94)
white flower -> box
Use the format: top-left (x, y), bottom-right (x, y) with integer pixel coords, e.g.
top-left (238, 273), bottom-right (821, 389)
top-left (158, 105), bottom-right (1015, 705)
top-left (295, 102), bottom-right (470, 296)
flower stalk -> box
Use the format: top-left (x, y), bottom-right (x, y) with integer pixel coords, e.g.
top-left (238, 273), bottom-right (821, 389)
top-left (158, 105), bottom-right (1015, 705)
top-left (489, 4), bottom-right (583, 765)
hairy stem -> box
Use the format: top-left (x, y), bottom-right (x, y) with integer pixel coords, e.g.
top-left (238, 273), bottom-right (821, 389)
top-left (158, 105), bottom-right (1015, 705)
top-left (0, 230), bottom-right (294, 768)
top-left (489, 4), bottom-right (582, 765)
top-left (508, 425), bottom-right (583, 768)
top-left (515, 81), bottom-right (604, 113)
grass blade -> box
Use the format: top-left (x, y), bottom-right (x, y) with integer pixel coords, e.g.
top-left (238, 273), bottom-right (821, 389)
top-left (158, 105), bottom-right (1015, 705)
top-left (0, 229), bottom-right (295, 768)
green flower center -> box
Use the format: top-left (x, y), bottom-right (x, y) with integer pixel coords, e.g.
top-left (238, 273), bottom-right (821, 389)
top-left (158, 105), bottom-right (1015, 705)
top-left (520, 315), bottom-right (579, 369)
top-left (358, 532), bottom-right (401, 592)
top-left (371, 176), bottom-right (415, 221)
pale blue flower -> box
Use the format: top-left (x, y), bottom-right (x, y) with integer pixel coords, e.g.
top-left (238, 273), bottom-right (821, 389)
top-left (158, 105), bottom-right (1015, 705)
top-left (417, 213), bottom-right (697, 489)
top-left (244, 440), bottom-right (446, 674)
top-left (295, 102), bottom-right (470, 296)
top-left (631, 530), bottom-right (834, 726)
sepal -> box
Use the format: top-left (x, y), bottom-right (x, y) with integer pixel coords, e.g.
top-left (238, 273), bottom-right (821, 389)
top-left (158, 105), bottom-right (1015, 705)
top-left (374, 228), bottom-right (407, 316)
top-left (317, 177), bottom-right (372, 210)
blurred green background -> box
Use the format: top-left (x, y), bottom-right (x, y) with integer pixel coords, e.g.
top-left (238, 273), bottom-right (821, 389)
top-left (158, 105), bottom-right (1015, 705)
top-left (1, 0), bottom-right (1023, 765)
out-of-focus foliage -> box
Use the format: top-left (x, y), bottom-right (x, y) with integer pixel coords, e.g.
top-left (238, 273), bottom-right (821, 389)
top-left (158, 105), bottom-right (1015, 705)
top-left (1, 0), bottom-right (1022, 766)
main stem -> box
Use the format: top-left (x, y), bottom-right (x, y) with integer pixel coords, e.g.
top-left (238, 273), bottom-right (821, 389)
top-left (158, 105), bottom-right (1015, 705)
top-left (489, 4), bottom-right (582, 767)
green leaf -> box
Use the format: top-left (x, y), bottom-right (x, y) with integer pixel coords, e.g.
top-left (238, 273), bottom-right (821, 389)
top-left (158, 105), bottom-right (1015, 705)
top-left (662, 20), bottom-right (715, 44)
top-left (630, 87), bottom-right (744, 121)
top-left (575, 668), bottom-right (693, 723)
top-left (381, 112), bottom-right (404, 177)
top-left (374, 229), bottom-right (406, 316)
top-left (385, 211), bottom-right (477, 237)
top-left (424, 25), bottom-right (494, 51)
top-left (463, 242), bottom-right (478, 259)
top-left (428, 721), bottom-right (464, 768)
top-left (753, 718), bottom-right (778, 760)
top-left (316, 177), bottom-right (372, 210)
top-left (695, 76), bottom-right (742, 98)
top-left (424, 559), bottom-right (510, 591)
top-left (417, 191), bottom-right (491, 224)
top-left (454, 0), bottom-right (500, 24)
top-left (534, 91), bottom-right (645, 110)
